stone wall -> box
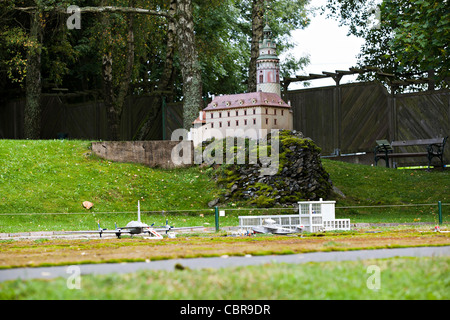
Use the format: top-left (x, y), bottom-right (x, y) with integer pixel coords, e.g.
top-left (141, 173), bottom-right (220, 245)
top-left (91, 141), bottom-right (193, 169)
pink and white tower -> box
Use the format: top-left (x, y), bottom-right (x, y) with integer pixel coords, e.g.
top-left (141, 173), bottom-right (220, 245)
top-left (256, 24), bottom-right (281, 96)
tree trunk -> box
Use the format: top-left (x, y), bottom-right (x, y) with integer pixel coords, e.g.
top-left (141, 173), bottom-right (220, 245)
top-left (175, 0), bottom-right (203, 130)
top-left (102, 1), bottom-right (136, 141)
top-left (136, 0), bottom-right (176, 140)
top-left (24, 11), bottom-right (43, 139)
top-left (247, 0), bottom-right (265, 93)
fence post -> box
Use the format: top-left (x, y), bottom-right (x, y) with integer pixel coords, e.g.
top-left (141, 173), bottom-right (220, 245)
top-left (438, 201), bottom-right (442, 225)
top-left (215, 206), bottom-right (219, 232)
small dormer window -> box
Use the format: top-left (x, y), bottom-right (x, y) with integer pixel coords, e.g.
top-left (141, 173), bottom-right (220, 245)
top-left (226, 101), bottom-right (231, 107)
top-left (252, 98), bottom-right (257, 104)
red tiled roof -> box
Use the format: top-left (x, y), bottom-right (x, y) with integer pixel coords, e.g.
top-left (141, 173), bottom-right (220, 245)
top-left (204, 92), bottom-right (290, 111)
top-left (192, 111), bottom-right (206, 124)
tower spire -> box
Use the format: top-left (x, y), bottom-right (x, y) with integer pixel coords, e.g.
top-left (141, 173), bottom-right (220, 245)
top-left (256, 21), bottom-right (281, 96)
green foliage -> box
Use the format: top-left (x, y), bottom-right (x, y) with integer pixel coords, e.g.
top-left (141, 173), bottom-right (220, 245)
top-left (325, 0), bottom-right (449, 90)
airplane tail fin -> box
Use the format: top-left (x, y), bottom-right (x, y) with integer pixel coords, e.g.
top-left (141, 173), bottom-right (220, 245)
top-left (165, 219), bottom-right (174, 234)
top-left (137, 200), bottom-right (141, 223)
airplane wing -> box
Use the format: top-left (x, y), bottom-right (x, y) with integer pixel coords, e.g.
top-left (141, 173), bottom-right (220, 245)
top-left (66, 230), bottom-right (132, 235)
top-left (263, 225), bottom-right (281, 231)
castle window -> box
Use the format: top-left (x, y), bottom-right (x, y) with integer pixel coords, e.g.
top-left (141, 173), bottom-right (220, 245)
top-left (253, 118), bottom-right (256, 125)
top-left (274, 119), bottom-right (277, 125)
top-left (281, 110), bottom-right (284, 116)
top-left (227, 121), bottom-right (230, 127)
top-left (265, 118), bottom-right (268, 125)
top-left (211, 113), bottom-right (213, 119)
top-left (244, 119), bottom-right (247, 125)
top-left (259, 75), bottom-right (263, 83)
top-left (235, 111), bottom-right (238, 116)
top-left (244, 110), bottom-right (247, 115)
top-left (274, 109), bottom-right (277, 115)
top-left (211, 123), bottom-right (214, 128)
top-left (219, 122), bottom-right (222, 128)
top-left (236, 120), bottom-right (239, 126)
top-left (253, 109), bottom-right (256, 114)
top-left (219, 112), bottom-right (222, 118)
top-left (265, 108), bottom-right (268, 114)
top-left (227, 111), bottom-right (230, 117)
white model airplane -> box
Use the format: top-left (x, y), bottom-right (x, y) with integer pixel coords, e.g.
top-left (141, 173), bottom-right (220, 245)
top-left (70, 201), bottom-right (173, 239)
top-left (252, 218), bottom-right (304, 235)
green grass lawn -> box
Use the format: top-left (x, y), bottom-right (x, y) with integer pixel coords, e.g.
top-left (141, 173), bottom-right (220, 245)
top-left (322, 159), bottom-right (449, 223)
top-left (1, 256), bottom-right (448, 300)
top-left (0, 139), bottom-right (448, 233)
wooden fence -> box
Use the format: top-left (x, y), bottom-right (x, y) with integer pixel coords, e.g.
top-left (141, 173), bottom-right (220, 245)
top-left (0, 95), bottom-right (183, 141)
top-left (286, 81), bottom-right (449, 166)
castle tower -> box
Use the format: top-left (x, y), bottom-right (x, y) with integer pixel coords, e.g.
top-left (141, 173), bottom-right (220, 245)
top-left (256, 24), bottom-right (281, 96)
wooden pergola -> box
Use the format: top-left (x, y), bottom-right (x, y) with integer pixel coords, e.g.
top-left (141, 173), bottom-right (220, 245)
top-left (281, 66), bottom-right (434, 94)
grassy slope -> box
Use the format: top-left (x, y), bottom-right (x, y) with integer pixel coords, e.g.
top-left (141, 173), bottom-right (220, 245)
top-left (0, 140), bottom-right (223, 213)
top-left (0, 140), bottom-right (223, 232)
top-left (0, 140), bottom-right (448, 232)
top-left (323, 159), bottom-right (449, 223)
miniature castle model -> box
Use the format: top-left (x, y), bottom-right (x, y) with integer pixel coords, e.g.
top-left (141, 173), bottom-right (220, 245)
top-left (190, 24), bottom-right (293, 145)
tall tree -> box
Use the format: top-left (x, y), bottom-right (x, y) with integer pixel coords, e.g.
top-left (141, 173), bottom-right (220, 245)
top-left (325, 0), bottom-right (449, 90)
top-left (135, 0), bottom-right (176, 140)
top-left (6, 0), bottom-right (77, 139)
top-left (96, 0), bottom-right (137, 140)
top-left (24, 10), bottom-right (43, 139)
top-left (175, 0), bottom-right (203, 129)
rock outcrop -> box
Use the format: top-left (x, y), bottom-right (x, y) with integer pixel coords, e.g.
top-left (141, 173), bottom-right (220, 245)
top-left (214, 130), bottom-right (333, 207)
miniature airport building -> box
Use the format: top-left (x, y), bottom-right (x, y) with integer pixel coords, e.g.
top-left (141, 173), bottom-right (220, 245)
top-left (238, 199), bottom-right (351, 233)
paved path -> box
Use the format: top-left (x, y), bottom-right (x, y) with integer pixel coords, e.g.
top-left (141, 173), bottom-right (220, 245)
top-left (1, 246), bottom-right (449, 282)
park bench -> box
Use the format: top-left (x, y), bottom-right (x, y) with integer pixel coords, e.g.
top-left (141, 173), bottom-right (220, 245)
top-left (374, 137), bottom-right (447, 169)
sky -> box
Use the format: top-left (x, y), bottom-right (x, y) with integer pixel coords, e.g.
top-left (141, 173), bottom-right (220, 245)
top-left (283, 0), bottom-right (366, 89)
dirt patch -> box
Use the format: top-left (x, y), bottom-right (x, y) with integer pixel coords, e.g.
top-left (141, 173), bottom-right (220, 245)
top-left (1, 230), bottom-right (449, 268)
